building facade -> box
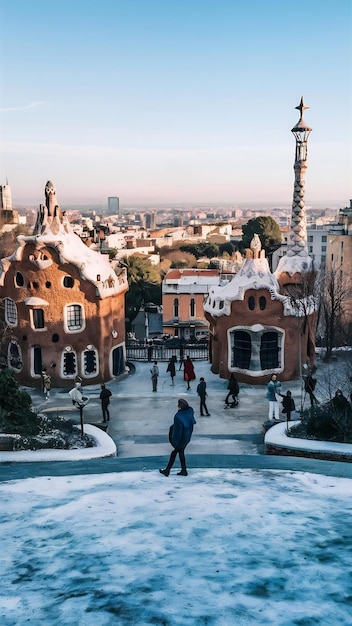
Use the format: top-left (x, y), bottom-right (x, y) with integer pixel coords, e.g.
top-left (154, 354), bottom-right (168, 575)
top-left (0, 182), bottom-right (129, 387)
top-left (162, 268), bottom-right (224, 341)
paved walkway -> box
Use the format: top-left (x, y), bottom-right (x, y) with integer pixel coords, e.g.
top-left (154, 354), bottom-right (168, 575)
top-left (2, 355), bottom-right (352, 481)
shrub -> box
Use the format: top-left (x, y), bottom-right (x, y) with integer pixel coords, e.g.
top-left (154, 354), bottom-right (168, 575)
top-left (290, 396), bottom-right (352, 443)
top-left (0, 369), bottom-right (39, 435)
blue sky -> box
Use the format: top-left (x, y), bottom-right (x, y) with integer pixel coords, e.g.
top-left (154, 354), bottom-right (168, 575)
top-left (0, 0), bottom-right (351, 206)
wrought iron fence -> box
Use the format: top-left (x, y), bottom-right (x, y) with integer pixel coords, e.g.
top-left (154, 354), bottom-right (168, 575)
top-left (126, 342), bottom-right (209, 362)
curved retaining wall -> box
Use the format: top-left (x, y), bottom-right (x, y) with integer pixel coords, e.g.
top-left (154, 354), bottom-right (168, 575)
top-left (264, 421), bottom-right (352, 464)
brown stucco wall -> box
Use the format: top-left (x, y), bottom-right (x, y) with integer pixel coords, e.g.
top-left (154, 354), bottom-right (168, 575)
top-left (205, 288), bottom-right (316, 384)
top-left (0, 242), bottom-right (127, 387)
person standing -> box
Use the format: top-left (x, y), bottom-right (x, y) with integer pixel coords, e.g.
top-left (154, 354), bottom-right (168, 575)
top-left (304, 373), bottom-right (317, 407)
top-left (225, 374), bottom-right (239, 407)
top-left (150, 361), bottom-right (159, 392)
top-left (166, 356), bottom-right (177, 385)
top-left (280, 390), bottom-right (296, 421)
top-left (41, 369), bottom-right (51, 400)
top-left (184, 355), bottom-right (196, 390)
top-left (266, 374), bottom-right (282, 420)
top-left (197, 377), bottom-right (210, 416)
top-left (99, 383), bottom-right (112, 422)
top-left (159, 398), bottom-right (196, 477)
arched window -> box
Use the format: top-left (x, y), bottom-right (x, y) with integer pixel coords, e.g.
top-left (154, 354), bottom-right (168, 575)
top-left (15, 272), bottom-right (24, 287)
top-left (33, 346), bottom-right (42, 375)
top-left (260, 331), bottom-right (279, 369)
top-left (232, 331), bottom-right (251, 369)
top-left (83, 347), bottom-right (98, 376)
top-left (62, 348), bottom-right (77, 377)
top-left (248, 296), bottom-right (255, 311)
top-left (259, 296), bottom-right (266, 310)
top-left (5, 298), bottom-right (18, 326)
top-left (173, 298), bottom-right (179, 318)
top-left (190, 298), bottom-right (195, 317)
top-left (8, 341), bottom-right (22, 371)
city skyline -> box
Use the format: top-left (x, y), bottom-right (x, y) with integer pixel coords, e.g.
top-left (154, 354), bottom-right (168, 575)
top-left (0, 0), bottom-right (351, 206)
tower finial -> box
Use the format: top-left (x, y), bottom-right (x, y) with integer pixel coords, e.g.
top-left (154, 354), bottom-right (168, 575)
top-left (295, 96), bottom-right (309, 116)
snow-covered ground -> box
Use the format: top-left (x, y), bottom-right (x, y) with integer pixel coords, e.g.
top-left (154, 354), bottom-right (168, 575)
top-left (1, 468), bottom-right (351, 625)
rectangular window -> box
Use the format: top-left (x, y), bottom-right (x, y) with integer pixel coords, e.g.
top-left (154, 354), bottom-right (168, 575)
top-left (33, 308), bottom-right (45, 329)
top-left (322, 235), bottom-right (327, 242)
top-left (66, 304), bottom-right (83, 331)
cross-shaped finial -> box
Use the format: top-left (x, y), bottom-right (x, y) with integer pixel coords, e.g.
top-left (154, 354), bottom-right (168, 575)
top-left (295, 96), bottom-right (309, 119)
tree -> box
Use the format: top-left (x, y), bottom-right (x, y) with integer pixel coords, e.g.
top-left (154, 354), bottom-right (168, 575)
top-left (180, 242), bottom-right (219, 259)
top-left (0, 224), bottom-right (31, 259)
top-left (241, 216), bottom-right (282, 261)
top-left (122, 256), bottom-right (162, 327)
top-left (318, 264), bottom-right (352, 361)
top-left (162, 250), bottom-right (197, 269)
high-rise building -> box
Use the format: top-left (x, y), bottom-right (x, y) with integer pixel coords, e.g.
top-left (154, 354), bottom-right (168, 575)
top-left (0, 180), bottom-right (13, 211)
top-left (108, 196), bottom-right (119, 215)
top-left (145, 212), bottom-right (156, 229)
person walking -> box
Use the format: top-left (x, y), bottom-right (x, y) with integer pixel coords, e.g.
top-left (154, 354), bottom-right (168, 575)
top-left (166, 356), bottom-right (177, 385)
top-left (150, 361), bottom-right (159, 392)
top-left (197, 377), bottom-right (210, 416)
top-left (184, 355), bottom-right (196, 390)
top-left (99, 383), bottom-right (112, 422)
top-left (41, 369), bottom-right (51, 400)
top-left (266, 374), bottom-right (282, 420)
top-left (225, 373), bottom-right (239, 407)
top-left (159, 398), bottom-right (196, 477)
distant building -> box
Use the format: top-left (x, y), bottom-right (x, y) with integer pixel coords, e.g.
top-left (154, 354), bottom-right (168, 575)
top-left (108, 196), bottom-right (119, 215)
top-left (0, 180), bottom-right (18, 232)
top-left (0, 181), bottom-right (129, 386)
top-left (162, 268), bottom-right (222, 341)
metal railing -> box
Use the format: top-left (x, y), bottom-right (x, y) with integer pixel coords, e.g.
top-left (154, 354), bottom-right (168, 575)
top-left (126, 342), bottom-right (209, 362)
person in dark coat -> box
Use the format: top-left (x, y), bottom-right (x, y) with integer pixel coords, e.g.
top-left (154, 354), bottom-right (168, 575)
top-left (166, 356), bottom-right (177, 385)
top-left (304, 373), bottom-right (317, 407)
top-left (197, 377), bottom-right (210, 416)
top-left (225, 374), bottom-right (239, 407)
top-left (99, 383), bottom-right (112, 422)
top-left (280, 390), bottom-right (296, 421)
top-left (184, 356), bottom-right (196, 390)
top-left (159, 399), bottom-right (196, 477)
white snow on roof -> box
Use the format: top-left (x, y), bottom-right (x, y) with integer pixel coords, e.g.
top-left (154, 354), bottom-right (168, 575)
top-left (274, 253), bottom-right (314, 277)
top-left (204, 256), bottom-right (284, 317)
top-left (0, 227), bottom-right (128, 299)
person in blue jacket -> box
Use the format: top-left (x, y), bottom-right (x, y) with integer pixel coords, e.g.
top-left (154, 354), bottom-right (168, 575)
top-left (159, 398), bottom-right (196, 477)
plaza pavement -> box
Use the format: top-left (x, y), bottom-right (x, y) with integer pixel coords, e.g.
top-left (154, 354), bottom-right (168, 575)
top-left (1, 353), bottom-right (352, 482)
